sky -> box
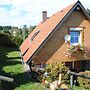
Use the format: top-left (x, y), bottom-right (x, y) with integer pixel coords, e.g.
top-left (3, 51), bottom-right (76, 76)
top-left (0, 0), bottom-right (90, 28)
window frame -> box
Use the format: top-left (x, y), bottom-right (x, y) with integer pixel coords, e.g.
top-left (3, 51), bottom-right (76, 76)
top-left (69, 28), bottom-right (83, 46)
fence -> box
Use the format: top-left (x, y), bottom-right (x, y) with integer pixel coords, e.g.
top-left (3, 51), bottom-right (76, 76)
top-left (68, 70), bottom-right (90, 90)
top-left (0, 75), bottom-right (14, 90)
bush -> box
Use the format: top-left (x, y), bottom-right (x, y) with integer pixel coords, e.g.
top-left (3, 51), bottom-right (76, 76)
top-left (41, 62), bottom-right (69, 84)
top-left (0, 33), bottom-right (16, 46)
top-left (0, 32), bottom-right (23, 46)
top-left (10, 35), bottom-right (23, 46)
top-left (77, 71), bottom-right (90, 89)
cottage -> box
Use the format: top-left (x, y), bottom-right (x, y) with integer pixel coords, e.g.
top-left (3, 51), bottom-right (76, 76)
top-left (20, 1), bottom-right (90, 71)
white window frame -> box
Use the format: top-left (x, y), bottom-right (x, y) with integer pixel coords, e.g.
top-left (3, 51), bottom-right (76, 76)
top-left (70, 28), bottom-right (83, 46)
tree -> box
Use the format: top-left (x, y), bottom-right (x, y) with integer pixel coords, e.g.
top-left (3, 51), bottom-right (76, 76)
top-left (9, 27), bottom-right (23, 46)
top-left (22, 25), bottom-right (28, 41)
top-left (0, 26), bottom-right (3, 30)
top-left (3, 26), bottom-right (12, 30)
top-left (28, 25), bottom-right (36, 34)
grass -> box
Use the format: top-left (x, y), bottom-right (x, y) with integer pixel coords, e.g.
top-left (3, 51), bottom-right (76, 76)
top-left (15, 83), bottom-right (45, 90)
top-left (73, 86), bottom-right (88, 90)
top-left (0, 45), bottom-right (45, 90)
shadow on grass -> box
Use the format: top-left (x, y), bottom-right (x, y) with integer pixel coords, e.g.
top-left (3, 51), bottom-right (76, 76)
top-left (2, 71), bottom-right (40, 90)
top-left (0, 45), bottom-right (20, 69)
top-left (0, 45), bottom-right (39, 90)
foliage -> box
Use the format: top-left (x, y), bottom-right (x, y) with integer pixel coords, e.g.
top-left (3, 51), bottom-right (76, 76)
top-left (0, 32), bottom-right (23, 46)
top-left (66, 44), bottom-right (86, 57)
top-left (0, 27), bottom-right (23, 46)
top-left (77, 71), bottom-right (90, 90)
top-left (28, 25), bottom-right (36, 34)
top-left (0, 45), bottom-right (45, 90)
top-left (2, 26), bottom-right (12, 30)
top-left (0, 25), bottom-right (36, 46)
top-left (2, 29), bottom-right (11, 35)
top-left (22, 25), bottom-right (28, 41)
top-left (0, 33), bottom-right (16, 46)
top-left (15, 83), bottom-right (45, 90)
top-left (72, 86), bottom-right (88, 90)
top-left (41, 62), bottom-right (69, 83)
top-left (0, 26), bottom-right (3, 30)
top-left (10, 35), bottom-right (23, 46)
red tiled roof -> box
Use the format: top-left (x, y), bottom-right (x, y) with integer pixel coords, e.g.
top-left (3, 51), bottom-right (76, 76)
top-left (20, 2), bottom-right (77, 63)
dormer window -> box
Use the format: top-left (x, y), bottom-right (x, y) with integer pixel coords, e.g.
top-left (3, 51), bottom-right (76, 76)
top-left (30, 30), bottom-right (40, 41)
top-left (70, 28), bottom-right (83, 46)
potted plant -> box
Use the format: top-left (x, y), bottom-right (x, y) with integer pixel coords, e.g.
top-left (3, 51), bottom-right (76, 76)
top-left (66, 44), bottom-right (86, 57)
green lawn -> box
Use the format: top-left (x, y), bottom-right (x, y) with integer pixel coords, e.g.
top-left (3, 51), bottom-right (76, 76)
top-left (73, 86), bottom-right (88, 90)
top-left (0, 45), bottom-right (45, 90)
top-left (15, 83), bottom-right (45, 90)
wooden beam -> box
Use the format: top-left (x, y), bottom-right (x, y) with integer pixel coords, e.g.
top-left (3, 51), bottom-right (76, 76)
top-left (0, 75), bottom-right (14, 82)
top-left (68, 70), bottom-right (90, 79)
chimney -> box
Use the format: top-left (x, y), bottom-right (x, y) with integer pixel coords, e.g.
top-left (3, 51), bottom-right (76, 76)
top-left (42, 11), bottom-right (47, 22)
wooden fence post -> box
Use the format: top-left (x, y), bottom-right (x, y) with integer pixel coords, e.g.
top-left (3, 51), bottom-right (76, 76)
top-left (68, 70), bottom-right (90, 90)
top-left (0, 75), bottom-right (14, 82)
top-left (70, 75), bottom-right (73, 90)
top-left (0, 75), bottom-right (14, 90)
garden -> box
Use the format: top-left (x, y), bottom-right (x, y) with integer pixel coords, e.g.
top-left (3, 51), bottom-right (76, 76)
top-left (0, 30), bottom-right (90, 90)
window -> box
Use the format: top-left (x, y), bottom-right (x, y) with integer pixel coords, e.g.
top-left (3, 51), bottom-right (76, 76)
top-left (30, 30), bottom-right (40, 41)
top-left (70, 31), bottom-right (80, 45)
top-left (70, 28), bottom-right (83, 46)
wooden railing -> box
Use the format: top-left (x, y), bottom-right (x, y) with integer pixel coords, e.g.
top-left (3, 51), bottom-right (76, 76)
top-left (68, 70), bottom-right (90, 90)
top-left (0, 75), bottom-right (14, 90)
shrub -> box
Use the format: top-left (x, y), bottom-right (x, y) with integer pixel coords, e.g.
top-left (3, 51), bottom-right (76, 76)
top-left (10, 35), bottom-right (23, 46)
top-left (0, 32), bottom-right (23, 46)
top-left (77, 71), bottom-right (90, 89)
top-left (0, 33), bottom-right (16, 46)
top-left (41, 62), bottom-right (69, 84)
